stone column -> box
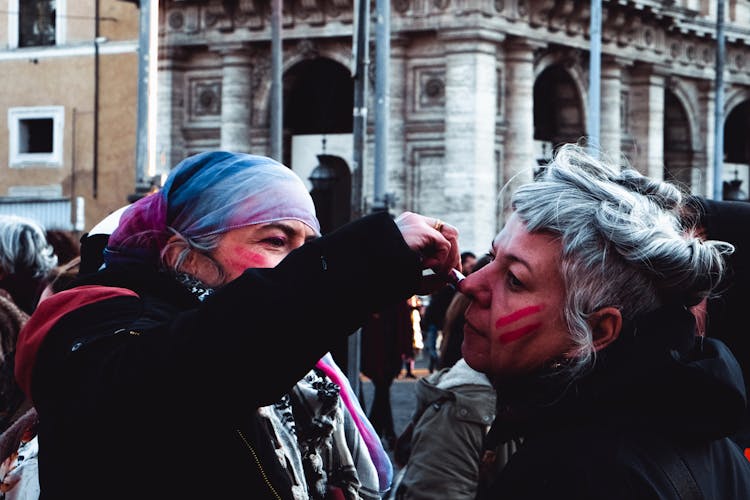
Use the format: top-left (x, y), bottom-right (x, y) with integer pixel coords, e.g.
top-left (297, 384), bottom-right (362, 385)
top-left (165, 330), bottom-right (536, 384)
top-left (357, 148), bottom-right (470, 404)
top-left (218, 46), bottom-right (253, 153)
top-left (599, 57), bottom-right (623, 162)
top-left (441, 30), bottom-right (501, 255)
top-left (628, 63), bottom-right (666, 179)
top-left (156, 46), bottom-right (187, 174)
top-left (389, 36), bottom-right (408, 213)
top-left (502, 38), bottom-right (537, 217)
top-left (696, 80), bottom-right (715, 197)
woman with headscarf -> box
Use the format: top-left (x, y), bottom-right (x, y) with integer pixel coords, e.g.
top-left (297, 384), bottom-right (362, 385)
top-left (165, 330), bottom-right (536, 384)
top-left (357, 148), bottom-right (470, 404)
top-left (14, 151), bottom-right (460, 500)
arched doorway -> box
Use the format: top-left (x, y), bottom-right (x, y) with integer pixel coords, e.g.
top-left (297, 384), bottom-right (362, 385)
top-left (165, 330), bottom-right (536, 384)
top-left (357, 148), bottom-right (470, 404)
top-left (282, 57), bottom-right (354, 371)
top-left (533, 64), bottom-right (585, 166)
top-left (724, 99), bottom-right (750, 201)
top-left (282, 57), bottom-right (354, 234)
top-left (663, 90), bottom-right (693, 191)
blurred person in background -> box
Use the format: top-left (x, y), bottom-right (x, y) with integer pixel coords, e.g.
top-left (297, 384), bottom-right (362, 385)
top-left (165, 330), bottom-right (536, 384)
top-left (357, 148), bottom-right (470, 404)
top-left (394, 252), bottom-right (495, 500)
top-left (361, 297), bottom-right (416, 449)
top-left (0, 217), bottom-right (56, 316)
top-left (421, 252), bottom-right (476, 373)
top-left (0, 216), bottom-right (57, 500)
top-left (438, 253), bottom-right (491, 370)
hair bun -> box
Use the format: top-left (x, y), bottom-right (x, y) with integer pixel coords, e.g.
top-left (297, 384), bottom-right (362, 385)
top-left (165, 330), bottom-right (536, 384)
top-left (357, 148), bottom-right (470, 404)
top-left (614, 169), bottom-right (682, 212)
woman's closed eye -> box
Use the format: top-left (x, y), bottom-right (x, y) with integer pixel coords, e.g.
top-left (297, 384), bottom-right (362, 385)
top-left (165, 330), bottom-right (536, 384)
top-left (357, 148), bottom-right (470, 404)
top-left (263, 236), bottom-right (287, 248)
top-left (507, 271), bottom-right (524, 290)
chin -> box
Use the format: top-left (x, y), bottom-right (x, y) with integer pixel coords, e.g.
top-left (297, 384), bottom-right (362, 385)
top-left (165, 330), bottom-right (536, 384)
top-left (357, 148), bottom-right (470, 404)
top-left (462, 349), bottom-right (490, 375)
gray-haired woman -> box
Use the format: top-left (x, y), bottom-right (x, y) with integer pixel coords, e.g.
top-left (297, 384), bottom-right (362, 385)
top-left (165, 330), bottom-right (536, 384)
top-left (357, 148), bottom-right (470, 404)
top-left (461, 143), bottom-right (750, 499)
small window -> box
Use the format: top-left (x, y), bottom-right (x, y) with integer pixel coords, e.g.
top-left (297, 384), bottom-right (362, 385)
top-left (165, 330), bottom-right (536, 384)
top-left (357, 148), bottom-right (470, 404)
top-left (8, 107), bottom-right (64, 167)
top-left (19, 118), bottom-right (54, 153)
top-left (19, 0), bottom-right (56, 47)
top-left (8, 0), bottom-right (65, 49)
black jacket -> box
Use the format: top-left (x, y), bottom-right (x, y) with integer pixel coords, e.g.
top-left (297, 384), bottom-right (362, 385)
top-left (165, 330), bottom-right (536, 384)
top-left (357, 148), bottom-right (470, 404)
top-left (694, 197), bottom-right (750, 449)
top-left (478, 305), bottom-right (750, 499)
top-left (15, 213), bottom-right (421, 499)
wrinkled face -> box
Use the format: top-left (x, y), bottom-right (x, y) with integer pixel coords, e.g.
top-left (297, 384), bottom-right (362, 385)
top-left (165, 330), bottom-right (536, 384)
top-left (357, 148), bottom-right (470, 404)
top-left (208, 220), bottom-right (316, 285)
top-left (460, 213), bottom-right (573, 382)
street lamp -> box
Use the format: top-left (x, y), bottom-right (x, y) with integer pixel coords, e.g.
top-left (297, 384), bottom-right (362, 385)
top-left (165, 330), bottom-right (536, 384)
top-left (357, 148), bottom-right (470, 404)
top-left (723, 169), bottom-right (748, 201)
top-left (308, 155), bottom-right (340, 191)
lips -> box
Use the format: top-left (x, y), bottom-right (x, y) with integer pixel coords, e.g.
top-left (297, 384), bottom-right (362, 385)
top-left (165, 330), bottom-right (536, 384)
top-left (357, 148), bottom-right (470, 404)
top-left (464, 321), bottom-right (485, 338)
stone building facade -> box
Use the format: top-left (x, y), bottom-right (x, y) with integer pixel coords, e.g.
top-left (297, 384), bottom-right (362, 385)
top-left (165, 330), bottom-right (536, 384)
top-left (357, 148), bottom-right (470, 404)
top-left (160, 0), bottom-right (750, 254)
top-left (0, 0), bottom-right (140, 231)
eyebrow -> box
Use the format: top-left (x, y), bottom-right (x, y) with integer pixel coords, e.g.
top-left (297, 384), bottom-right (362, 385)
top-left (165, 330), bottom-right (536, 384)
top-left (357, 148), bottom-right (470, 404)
top-left (492, 244), bottom-right (533, 272)
top-left (261, 221), bottom-right (316, 241)
top-left (507, 254), bottom-right (532, 270)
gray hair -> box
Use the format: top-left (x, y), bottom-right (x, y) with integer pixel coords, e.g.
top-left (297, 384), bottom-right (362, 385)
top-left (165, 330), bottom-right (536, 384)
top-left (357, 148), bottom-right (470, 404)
top-left (0, 215), bottom-right (58, 278)
top-left (160, 229), bottom-right (226, 282)
top-left (512, 143), bottom-right (733, 375)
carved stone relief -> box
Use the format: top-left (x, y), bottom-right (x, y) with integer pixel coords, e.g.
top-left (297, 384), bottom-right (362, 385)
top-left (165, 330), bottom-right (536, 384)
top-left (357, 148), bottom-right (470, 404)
top-left (414, 67), bottom-right (446, 111)
top-left (189, 78), bottom-right (222, 121)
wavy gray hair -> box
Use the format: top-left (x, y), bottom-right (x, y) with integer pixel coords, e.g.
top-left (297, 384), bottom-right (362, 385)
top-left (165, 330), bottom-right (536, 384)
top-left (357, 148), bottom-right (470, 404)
top-left (0, 215), bottom-right (57, 278)
top-left (512, 143), bottom-right (733, 375)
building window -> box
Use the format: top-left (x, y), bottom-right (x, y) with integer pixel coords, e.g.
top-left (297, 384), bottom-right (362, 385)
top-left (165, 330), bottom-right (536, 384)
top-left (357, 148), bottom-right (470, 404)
top-left (8, 0), bottom-right (65, 49)
top-left (8, 107), bottom-right (64, 167)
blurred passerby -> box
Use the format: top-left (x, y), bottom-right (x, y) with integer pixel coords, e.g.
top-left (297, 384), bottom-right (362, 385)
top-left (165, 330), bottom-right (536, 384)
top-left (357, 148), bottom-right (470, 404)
top-left (361, 298), bottom-right (416, 448)
top-left (421, 251), bottom-right (476, 373)
top-left (0, 216), bottom-right (56, 315)
top-left (438, 253), bottom-right (491, 370)
top-left (400, 295), bottom-right (423, 379)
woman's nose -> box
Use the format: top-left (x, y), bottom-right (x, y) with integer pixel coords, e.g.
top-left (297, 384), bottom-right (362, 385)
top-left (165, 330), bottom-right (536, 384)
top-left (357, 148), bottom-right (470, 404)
top-left (459, 267), bottom-right (491, 307)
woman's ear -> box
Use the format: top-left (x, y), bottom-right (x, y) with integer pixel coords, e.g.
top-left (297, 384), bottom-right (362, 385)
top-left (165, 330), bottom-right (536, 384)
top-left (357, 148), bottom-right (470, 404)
top-left (163, 235), bottom-right (204, 277)
top-left (163, 235), bottom-right (221, 286)
top-left (589, 306), bottom-right (622, 352)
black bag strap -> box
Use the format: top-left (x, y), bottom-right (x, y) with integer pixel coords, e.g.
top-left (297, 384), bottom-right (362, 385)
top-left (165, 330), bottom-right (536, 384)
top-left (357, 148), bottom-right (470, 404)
top-left (637, 438), bottom-right (703, 500)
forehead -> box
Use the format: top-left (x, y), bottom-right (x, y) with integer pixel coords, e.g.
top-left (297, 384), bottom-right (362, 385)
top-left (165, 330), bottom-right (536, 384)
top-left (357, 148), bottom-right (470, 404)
top-left (492, 214), bottom-right (562, 269)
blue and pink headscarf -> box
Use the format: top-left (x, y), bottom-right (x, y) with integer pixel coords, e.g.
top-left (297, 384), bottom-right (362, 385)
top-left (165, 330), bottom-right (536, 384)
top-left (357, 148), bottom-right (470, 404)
top-left (104, 151), bottom-right (321, 267)
top-left (102, 151), bottom-right (392, 491)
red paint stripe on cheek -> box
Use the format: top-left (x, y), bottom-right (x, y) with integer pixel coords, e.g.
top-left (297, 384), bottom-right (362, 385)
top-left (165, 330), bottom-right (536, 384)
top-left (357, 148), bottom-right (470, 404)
top-left (495, 305), bottom-right (544, 328)
top-left (498, 323), bottom-right (541, 344)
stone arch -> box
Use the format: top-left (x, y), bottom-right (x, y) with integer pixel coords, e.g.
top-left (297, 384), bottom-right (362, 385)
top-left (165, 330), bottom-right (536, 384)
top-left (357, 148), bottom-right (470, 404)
top-left (663, 88), bottom-right (694, 191)
top-left (665, 79), bottom-right (700, 151)
top-left (724, 86), bottom-right (750, 116)
top-left (532, 62), bottom-right (586, 163)
top-left (717, 88), bottom-right (750, 200)
top-left (723, 95), bottom-right (750, 200)
top-left (254, 44), bottom-right (352, 125)
top-left (534, 52), bottom-right (588, 133)
top-left (725, 98), bottom-right (750, 164)
top-left (278, 56), bottom-right (354, 170)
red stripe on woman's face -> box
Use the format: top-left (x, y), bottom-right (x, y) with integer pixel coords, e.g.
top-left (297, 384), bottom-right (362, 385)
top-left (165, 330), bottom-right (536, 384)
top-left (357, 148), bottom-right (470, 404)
top-left (498, 323), bottom-right (542, 344)
top-left (494, 304), bottom-right (545, 344)
top-left (495, 304), bottom-right (544, 328)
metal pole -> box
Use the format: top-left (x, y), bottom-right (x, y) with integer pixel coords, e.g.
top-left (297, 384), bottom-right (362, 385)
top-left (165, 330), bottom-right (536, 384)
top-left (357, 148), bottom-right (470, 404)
top-left (349, 0), bottom-right (371, 397)
top-left (713, 0), bottom-right (726, 200)
top-left (587, 0), bottom-right (601, 155)
top-left (373, 0), bottom-right (390, 211)
top-left (93, 0), bottom-right (100, 198)
top-left (134, 0), bottom-right (151, 193)
top-left (270, 0), bottom-right (283, 161)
